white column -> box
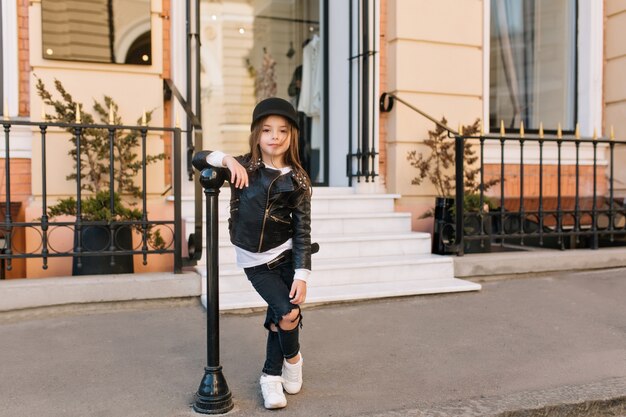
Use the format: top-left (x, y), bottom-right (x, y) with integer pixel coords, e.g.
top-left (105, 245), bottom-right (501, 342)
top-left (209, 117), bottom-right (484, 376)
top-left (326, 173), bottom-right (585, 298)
top-left (2, 0), bottom-right (19, 119)
top-left (577, 0), bottom-right (603, 137)
top-left (1, 0), bottom-right (31, 159)
top-left (171, 0), bottom-right (195, 196)
top-left (328, 0), bottom-right (350, 187)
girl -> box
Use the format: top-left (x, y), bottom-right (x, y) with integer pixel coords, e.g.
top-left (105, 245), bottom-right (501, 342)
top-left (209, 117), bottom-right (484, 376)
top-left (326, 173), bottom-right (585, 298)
top-left (196, 97), bottom-right (312, 410)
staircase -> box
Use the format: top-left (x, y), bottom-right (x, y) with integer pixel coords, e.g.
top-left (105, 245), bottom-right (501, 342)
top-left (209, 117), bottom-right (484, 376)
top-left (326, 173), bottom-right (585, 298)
top-left (183, 187), bottom-right (480, 310)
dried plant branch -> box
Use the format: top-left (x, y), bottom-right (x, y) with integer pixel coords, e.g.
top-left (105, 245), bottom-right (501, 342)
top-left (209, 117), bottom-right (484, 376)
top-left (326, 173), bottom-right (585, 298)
top-left (407, 117), bottom-right (501, 215)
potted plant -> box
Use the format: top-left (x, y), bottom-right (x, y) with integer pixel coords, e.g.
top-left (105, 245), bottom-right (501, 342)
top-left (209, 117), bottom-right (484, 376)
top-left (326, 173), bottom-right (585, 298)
top-left (35, 77), bottom-right (165, 275)
top-left (407, 117), bottom-right (499, 254)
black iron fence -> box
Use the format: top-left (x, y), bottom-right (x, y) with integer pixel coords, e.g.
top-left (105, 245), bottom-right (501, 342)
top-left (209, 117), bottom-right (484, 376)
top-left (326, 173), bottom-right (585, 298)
top-left (452, 127), bottom-right (626, 255)
top-left (380, 92), bottom-right (626, 256)
top-left (0, 119), bottom-right (186, 276)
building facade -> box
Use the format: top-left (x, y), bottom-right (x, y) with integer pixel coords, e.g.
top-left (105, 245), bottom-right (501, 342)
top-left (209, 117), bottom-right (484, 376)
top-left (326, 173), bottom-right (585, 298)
top-left (1, 0), bottom-right (625, 279)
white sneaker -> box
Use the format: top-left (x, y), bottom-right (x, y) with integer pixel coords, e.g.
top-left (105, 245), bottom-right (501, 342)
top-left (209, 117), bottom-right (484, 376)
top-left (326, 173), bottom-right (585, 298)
top-left (259, 374), bottom-right (287, 409)
top-left (282, 353), bottom-right (303, 394)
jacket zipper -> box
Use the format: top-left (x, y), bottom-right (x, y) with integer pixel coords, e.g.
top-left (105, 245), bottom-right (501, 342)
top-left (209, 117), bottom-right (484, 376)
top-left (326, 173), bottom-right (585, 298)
top-left (258, 174), bottom-right (280, 251)
top-left (269, 214), bottom-right (290, 224)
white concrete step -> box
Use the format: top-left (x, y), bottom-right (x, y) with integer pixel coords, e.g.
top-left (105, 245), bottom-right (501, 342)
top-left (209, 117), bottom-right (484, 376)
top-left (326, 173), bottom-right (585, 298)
top-left (311, 193), bottom-right (398, 214)
top-left (214, 278), bottom-right (480, 310)
top-left (179, 189), bottom-right (400, 216)
top-left (184, 211), bottom-right (413, 239)
top-left (179, 187), bottom-right (482, 311)
top-left (195, 232), bottom-right (432, 265)
top-left (197, 254), bottom-right (458, 295)
top-left (196, 253), bottom-right (478, 310)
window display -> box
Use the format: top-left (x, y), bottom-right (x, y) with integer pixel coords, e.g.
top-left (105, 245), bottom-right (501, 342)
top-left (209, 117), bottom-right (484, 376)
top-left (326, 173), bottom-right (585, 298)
top-left (200, 0), bottom-right (324, 183)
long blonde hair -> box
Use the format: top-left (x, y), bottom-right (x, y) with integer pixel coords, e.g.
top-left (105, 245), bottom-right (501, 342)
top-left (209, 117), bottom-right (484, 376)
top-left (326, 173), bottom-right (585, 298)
top-left (247, 116), bottom-right (311, 189)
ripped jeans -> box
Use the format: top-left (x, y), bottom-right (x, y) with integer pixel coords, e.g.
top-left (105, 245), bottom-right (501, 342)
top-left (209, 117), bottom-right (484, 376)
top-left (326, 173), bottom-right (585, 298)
top-left (244, 252), bottom-right (302, 376)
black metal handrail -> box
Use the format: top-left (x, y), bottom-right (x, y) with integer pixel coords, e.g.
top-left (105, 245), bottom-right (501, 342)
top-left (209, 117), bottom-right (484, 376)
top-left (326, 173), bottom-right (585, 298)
top-left (164, 78), bottom-right (204, 264)
top-left (380, 92), bottom-right (467, 247)
top-left (0, 119), bottom-right (186, 275)
top-left (380, 92), bottom-right (459, 136)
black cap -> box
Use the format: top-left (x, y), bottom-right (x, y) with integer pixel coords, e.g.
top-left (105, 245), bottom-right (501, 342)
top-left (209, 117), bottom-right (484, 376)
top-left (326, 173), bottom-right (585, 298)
top-left (251, 97), bottom-right (299, 130)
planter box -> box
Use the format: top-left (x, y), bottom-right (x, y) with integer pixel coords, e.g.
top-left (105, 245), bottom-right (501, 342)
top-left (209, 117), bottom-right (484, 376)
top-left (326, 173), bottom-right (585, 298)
top-left (72, 225), bottom-right (134, 276)
top-left (431, 197), bottom-right (494, 254)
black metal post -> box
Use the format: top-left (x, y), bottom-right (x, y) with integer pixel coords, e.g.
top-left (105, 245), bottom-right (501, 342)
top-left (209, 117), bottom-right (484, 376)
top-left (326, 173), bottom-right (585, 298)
top-left (557, 137), bottom-right (563, 249)
top-left (186, 0), bottom-right (192, 180)
top-left (519, 137), bottom-right (525, 245)
top-left (538, 136), bottom-right (544, 246)
top-left (74, 125), bottom-right (83, 269)
top-left (592, 140), bottom-right (598, 249)
top-left (40, 124), bottom-right (49, 270)
top-left (347, 0), bottom-right (353, 185)
top-left (108, 126), bottom-right (117, 268)
top-left (361, 0), bottom-right (370, 181)
top-left (3, 122), bottom-right (12, 271)
top-left (609, 141), bottom-right (615, 242)
top-left (140, 128), bottom-right (149, 265)
top-left (193, 161), bottom-right (233, 414)
top-left (574, 140), bottom-right (580, 244)
top-left (455, 135), bottom-right (465, 256)
top-left (370, 0), bottom-right (377, 183)
top-left (479, 137), bottom-right (485, 248)
top-left (499, 136), bottom-right (505, 246)
top-left (174, 129), bottom-right (183, 273)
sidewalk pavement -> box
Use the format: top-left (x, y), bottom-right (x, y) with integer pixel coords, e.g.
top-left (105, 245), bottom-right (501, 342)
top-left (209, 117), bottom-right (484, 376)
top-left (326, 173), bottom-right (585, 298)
top-left (0, 268), bottom-right (625, 417)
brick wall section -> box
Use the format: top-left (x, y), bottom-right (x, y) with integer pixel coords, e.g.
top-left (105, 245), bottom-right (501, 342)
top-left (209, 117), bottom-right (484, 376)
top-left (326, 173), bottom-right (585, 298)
top-left (484, 164), bottom-right (608, 198)
top-left (0, 159), bottom-right (32, 202)
top-left (17, 0), bottom-right (30, 117)
top-left (162, 0), bottom-right (172, 187)
top-left (378, 0), bottom-right (387, 185)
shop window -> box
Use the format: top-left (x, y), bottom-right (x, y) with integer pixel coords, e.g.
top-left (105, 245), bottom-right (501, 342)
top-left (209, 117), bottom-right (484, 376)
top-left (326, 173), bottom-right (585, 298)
top-left (490, 0), bottom-right (577, 131)
top-left (200, 0), bottom-right (325, 184)
top-left (41, 0), bottom-right (151, 65)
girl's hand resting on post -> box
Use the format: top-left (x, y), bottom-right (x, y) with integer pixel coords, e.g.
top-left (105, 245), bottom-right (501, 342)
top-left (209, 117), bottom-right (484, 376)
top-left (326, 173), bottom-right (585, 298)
top-left (289, 280), bottom-right (307, 305)
top-left (223, 155), bottom-right (248, 189)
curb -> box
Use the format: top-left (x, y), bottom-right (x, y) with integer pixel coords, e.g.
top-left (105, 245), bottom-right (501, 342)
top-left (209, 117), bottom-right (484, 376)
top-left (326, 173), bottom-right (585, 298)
top-left (0, 271), bottom-right (201, 312)
top-left (453, 247), bottom-right (626, 278)
top-left (365, 377), bottom-right (626, 417)
top-left (498, 396), bottom-right (626, 417)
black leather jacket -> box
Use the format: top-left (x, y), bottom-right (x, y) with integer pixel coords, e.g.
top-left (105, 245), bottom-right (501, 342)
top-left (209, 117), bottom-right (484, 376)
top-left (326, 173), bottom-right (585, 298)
top-left (193, 151), bottom-right (312, 270)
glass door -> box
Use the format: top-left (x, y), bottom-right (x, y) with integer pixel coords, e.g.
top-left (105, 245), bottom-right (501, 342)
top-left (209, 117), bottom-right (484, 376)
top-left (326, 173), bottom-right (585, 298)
top-left (200, 0), bottom-right (325, 184)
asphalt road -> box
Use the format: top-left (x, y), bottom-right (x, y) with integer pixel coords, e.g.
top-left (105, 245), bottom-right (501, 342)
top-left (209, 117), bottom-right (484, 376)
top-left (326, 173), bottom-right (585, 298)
top-left (0, 268), bottom-right (624, 417)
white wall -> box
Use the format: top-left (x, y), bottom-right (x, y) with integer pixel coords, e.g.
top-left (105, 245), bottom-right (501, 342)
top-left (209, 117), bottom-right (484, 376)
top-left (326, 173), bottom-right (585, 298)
top-left (328, 0), bottom-right (350, 187)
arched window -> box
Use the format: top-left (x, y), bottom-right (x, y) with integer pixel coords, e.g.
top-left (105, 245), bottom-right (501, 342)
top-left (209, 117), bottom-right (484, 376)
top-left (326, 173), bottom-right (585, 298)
top-left (124, 31), bottom-right (151, 65)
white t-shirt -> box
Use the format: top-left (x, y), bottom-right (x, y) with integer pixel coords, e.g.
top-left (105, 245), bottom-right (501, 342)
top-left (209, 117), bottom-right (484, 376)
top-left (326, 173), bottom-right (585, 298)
top-left (206, 151), bottom-right (311, 282)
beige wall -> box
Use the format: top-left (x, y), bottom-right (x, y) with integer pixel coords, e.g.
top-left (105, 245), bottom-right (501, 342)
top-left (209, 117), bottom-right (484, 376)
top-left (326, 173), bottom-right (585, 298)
top-left (386, 0), bottom-right (483, 231)
top-left (605, 0), bottom-right (626, 197)
top-left (28, 0), bottom-right (167, 199)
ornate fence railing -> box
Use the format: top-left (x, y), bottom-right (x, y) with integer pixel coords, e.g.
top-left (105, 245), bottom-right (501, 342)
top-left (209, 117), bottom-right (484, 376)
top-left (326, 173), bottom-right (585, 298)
top-left (452, 126), bottom-right (626, 255)
top-left (0, 119), bottom-right (186, 277)
top-left (380, 92), bottom-right (626, 256)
